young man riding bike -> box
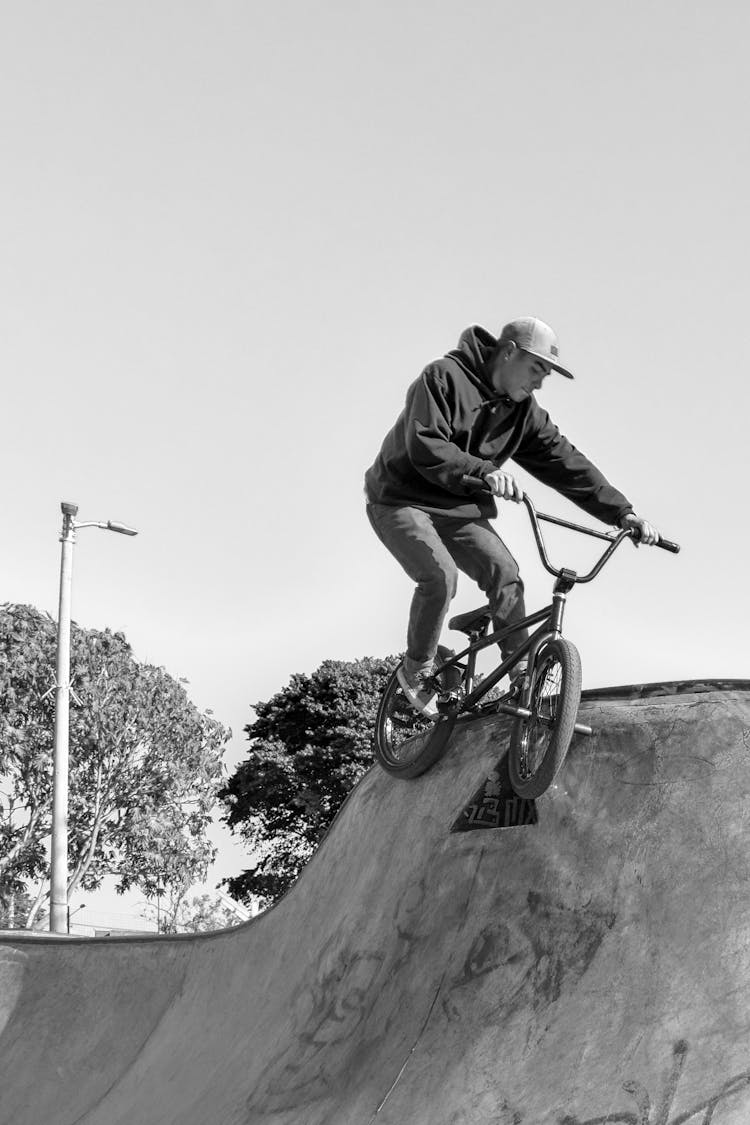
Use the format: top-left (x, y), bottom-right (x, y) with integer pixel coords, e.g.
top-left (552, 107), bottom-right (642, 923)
top-left (364, 317), bottom-right (661, 715)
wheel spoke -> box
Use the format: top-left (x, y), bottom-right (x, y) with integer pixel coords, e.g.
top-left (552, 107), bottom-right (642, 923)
top-left (379, 686), bottom-right (434, 763)
top-left (519, 655), bottom-right (564, 778)
top-left (376, 666), bottom-right (463, 770)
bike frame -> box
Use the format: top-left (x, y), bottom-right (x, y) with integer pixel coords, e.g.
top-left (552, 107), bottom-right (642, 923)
top-left (429, 493), bottom-right (637, 717)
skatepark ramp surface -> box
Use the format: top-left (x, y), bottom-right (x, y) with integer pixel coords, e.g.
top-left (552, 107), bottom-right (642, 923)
top-left (1, 681), bottom-right (750, 1125)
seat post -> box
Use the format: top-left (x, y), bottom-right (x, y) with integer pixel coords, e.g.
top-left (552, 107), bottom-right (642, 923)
top-left (464, 621), bottom-right (489, 689)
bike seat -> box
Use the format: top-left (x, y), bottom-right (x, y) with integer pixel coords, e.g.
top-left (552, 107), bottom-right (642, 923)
top-left (448, 605), bottom-right (492, 635)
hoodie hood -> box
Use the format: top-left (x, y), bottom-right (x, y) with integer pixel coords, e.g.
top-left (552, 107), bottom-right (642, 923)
top-left (445, 325), bottom-right (503, 402)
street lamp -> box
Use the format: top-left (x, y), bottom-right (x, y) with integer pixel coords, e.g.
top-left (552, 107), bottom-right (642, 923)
top-left (49, 501), bottom-right (138, 935)
top-left (67, 903), bottom-right (87, 933)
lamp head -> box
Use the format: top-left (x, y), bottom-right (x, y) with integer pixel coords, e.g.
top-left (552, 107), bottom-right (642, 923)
top-left (106, 521), bottom-right (138, 536)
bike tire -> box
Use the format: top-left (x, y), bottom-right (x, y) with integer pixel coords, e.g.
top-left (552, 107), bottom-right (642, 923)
top-left (373, 661), bottom-right (459, 779)
top-left (508, 638), bottom-right (582, 798)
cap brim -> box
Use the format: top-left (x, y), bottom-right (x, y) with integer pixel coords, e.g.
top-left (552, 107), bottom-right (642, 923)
top-left (551, 362), bottom-right (574, 380)
top-left (525, 348), bottom-right (574, 380)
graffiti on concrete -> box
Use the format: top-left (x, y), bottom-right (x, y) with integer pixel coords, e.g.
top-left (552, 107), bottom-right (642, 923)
top-left (559, 1040), bottom-right (750, 1124)
top-left (452, 756), bottom-right (537, 833)
top-left (247, 941), bottom-right (384, 1111)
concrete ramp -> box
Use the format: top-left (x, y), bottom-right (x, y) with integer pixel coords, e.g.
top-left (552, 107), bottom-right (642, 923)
top-left (2, 683), bottom-right (750, 1125)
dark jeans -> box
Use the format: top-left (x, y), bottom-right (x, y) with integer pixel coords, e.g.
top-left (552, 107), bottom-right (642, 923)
top-left (366, 503), bottom-right (529, 679)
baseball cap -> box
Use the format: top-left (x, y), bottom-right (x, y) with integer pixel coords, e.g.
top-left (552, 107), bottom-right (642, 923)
top-left (501, 317), bottom-right (574, 380)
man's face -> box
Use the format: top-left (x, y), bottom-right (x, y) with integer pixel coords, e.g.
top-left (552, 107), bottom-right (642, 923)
top-left (490, 344), bottom-right (552, 401)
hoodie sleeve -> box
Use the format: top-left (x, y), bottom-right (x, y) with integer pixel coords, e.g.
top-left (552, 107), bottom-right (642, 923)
top-left (404, 367), bottom-right (497, 492)
top-left (514, 400), bottom-right (633, 525)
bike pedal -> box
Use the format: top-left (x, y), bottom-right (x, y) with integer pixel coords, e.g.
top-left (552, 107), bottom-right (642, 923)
top-left (437, 690), bottom-right (461, 712)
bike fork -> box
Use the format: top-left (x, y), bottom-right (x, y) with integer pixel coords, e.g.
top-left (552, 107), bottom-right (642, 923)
top-left (498, 581), bottom-right (593, 737)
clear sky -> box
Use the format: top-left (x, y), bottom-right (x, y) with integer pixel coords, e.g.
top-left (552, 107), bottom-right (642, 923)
top-left (2, 1), bottom-right (748, 909)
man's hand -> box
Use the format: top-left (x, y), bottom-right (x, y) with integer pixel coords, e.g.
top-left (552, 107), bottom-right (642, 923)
top-left (620, 512), bottom-right (661, 546)
top-left (484, 469), bottom-right (523, 502)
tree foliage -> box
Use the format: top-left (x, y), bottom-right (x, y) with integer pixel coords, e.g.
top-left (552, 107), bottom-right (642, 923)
top-left (0, 887), bottom-right (33, 930)
top-left (220, 656), bottom-right (397, 909)
top-left (142, 890), bottom-right (251, 934)
top-left (0, 603), bottom-right (231, 928)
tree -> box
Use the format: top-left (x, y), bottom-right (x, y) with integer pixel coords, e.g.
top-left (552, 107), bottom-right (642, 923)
top-left (0, 887), bottom-right (33, 930)
top-left (220, 656), bottom-right (397, 909)
top-left (0, 603), bottom-right (231, 928)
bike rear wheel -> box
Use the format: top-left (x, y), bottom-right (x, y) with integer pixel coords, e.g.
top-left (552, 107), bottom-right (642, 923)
top-left (508, 638), bottom-right (582, 798)
top-left (373, 655), bottom-right (460, 779)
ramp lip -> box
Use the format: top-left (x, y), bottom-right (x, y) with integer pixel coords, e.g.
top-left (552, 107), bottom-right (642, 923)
top-left (580, 678), bottom-right (750, 701)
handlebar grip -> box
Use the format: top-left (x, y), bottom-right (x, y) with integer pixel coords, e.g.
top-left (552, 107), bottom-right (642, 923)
top-left (460, 473), bottom-right (491, 492)
top-left (630, 528), bottom-right (680, 553)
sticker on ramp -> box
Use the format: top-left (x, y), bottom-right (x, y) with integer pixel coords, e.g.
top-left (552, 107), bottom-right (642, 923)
top-left (451, 755), bottom-right (538, 833)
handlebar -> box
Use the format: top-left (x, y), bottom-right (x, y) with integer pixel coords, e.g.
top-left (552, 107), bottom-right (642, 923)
top-left (460, 474), bottom-right (680, 584)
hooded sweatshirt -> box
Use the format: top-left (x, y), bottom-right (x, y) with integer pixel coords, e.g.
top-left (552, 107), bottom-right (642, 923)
top-left (364, 325), bottom-right (633, 524)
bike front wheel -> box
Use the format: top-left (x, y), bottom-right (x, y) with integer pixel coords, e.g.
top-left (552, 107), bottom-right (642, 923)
top-left (508, 638), bottom-right (582, 798)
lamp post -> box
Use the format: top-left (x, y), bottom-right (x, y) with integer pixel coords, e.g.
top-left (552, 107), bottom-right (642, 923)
top-left (49, 501), bottom-right (138, 935)
top-left (67, 903), bottom-right (87, 933)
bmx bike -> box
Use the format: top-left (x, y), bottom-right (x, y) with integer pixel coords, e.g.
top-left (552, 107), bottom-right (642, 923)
top-left (373, 478), bottom-right (680, 797)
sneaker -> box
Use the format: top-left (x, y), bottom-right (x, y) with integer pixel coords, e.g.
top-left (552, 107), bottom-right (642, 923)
top-left (397, 664), bottom-right (438, 717)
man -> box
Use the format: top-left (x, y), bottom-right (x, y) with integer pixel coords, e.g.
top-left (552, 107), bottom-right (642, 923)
top-left (364, 317), bottom-right (660, 714)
